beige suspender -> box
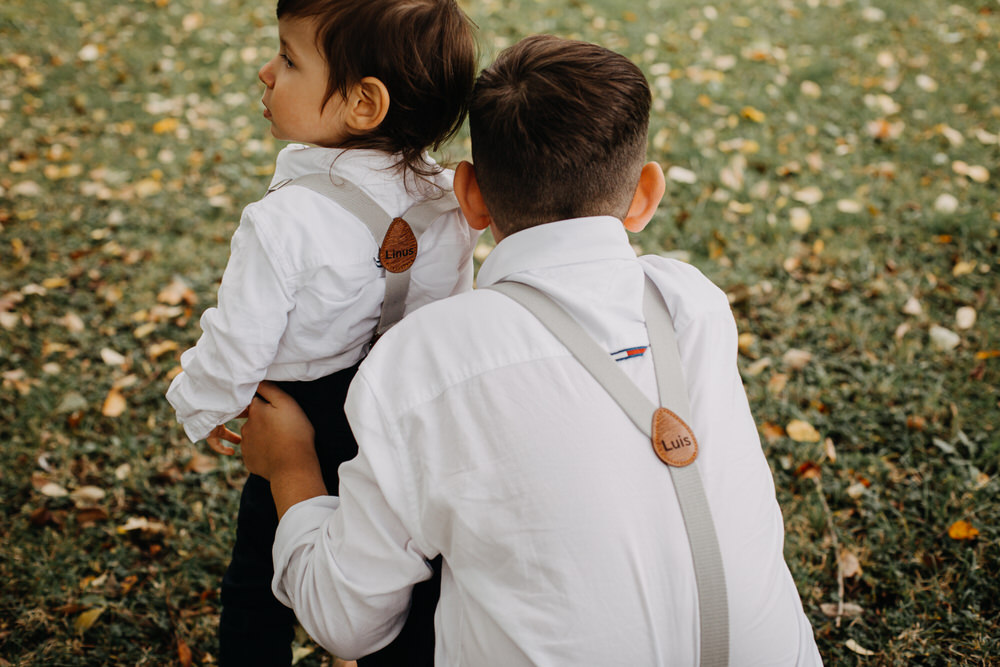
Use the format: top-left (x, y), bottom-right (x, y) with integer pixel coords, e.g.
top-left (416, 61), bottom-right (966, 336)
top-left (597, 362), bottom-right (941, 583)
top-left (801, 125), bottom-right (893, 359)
top-left (487, 278), bottom-right (730, 667)
top-left (272, 173), bottom-right (459, 338)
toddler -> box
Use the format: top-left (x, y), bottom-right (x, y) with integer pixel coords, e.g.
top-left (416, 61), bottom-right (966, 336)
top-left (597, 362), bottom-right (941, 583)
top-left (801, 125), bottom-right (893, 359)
top-left (165, 1), bottom-right (477, 665)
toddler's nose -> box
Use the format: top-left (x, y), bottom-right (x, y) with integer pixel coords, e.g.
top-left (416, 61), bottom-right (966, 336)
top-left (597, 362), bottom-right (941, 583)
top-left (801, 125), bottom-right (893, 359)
top-left (258, 59), bottom-right (276, 88)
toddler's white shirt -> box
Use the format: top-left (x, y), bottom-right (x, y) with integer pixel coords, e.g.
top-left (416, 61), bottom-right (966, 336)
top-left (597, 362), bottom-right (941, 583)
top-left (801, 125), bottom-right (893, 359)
top-left (166, 144), bottom-right (476, 442)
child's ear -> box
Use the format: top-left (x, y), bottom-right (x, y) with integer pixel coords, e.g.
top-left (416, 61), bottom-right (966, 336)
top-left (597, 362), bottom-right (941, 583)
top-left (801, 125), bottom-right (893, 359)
top-left (623, 162), bottom-right (666, 233)
top-left (344, 76), bottom-right (390, 132)
top-left (454, 161), bottom-right (495, 234)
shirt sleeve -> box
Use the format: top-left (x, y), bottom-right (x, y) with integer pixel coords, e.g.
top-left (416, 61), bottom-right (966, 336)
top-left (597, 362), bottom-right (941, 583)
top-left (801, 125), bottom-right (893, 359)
top-left (271, 402), bottom-right (433, 659)
top-left (165, 214), bottom-right (295, 442)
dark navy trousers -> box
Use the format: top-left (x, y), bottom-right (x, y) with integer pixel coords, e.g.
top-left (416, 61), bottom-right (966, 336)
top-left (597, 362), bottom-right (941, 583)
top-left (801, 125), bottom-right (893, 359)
top-left (217, 366), bottom-right (440, 666)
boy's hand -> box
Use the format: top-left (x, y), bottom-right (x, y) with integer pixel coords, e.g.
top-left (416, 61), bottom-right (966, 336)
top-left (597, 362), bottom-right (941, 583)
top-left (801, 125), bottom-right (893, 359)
top-left (206, 423), bottom-right (242, 456)
top-left (241, 381), bottom-right (327, 517)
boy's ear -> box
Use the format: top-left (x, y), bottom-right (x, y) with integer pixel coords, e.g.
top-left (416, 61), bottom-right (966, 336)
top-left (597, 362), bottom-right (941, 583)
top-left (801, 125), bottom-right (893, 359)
top-left (454, 161), bottom-right (495, 233)
top-left (344, 76), bottom-right (390, 132)
top-left (622, 162), bottom-right (666, 233)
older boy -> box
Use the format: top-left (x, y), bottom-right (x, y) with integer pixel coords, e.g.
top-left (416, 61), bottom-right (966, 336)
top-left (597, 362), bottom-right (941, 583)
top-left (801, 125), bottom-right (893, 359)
top-left (242, 35), bottom-right (823, 665)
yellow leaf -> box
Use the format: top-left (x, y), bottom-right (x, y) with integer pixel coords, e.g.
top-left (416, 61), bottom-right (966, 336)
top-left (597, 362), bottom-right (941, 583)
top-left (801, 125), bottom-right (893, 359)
top-left (148, 340), bottom-right (179, 359)
top-left (102, 387), bottom-right (126, 417)
top-left (948, 520), bottom-right (979, 541)
top-left (153, 118), bottom-right (179, 134)
top-left (786, 419), bottom-right (820, 442)
top-left (741, 106), bottom-right (766, 123)
top-left (74, 607), bottom-right (105, 634)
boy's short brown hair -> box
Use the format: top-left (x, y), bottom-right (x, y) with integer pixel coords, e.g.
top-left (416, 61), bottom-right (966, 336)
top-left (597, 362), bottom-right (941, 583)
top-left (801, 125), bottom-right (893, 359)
top-left (276, 0), bottom-right (477, 176)
top-left (469, 35), bottom-right (652, 236)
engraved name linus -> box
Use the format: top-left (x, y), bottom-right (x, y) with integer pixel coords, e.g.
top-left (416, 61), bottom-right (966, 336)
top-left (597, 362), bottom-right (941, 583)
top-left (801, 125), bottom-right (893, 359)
top-left (651, 407), bottom-right (698, 467)
top-left (379, 217), bottom-right (418, 273)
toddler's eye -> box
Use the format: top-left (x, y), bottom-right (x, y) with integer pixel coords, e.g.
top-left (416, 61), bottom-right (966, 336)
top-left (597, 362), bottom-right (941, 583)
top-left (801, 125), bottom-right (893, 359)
top-left (279, 53), bottom-right (294, 68)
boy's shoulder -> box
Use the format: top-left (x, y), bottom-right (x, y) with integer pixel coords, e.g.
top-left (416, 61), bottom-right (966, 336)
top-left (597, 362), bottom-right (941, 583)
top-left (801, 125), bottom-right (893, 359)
top-left (638, 254), bottom-right (731, 319)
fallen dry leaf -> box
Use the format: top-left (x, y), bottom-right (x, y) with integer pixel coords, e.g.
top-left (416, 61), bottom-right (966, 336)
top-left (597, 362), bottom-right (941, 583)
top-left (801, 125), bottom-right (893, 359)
top-left (795, 461), bottom-right (822, 480)
top-left (929, 325), bottom-right (960, 351)
top-left (102, 387), bottom-right (126, 417)
top-left (948, 520), bottom-right (979, 541)
top-left (185, 453), bottom-right (218, 474)
top-left (820, 602), bottom-right (864, 618)
top-left (73, 607), bottom-right (105, 634)
top-left (845, 638), bottom-right (876, 656)
top-left (760, 422), bottom-right (786, 443)
top-left (901, 297), bottom-right (922, 316)
top-left (157, 276), bottom-right (197, 306)
top-left (783, 348), bottom-right (812, 370)
top-left (40, 482), bottom-right (69, 498)
top-left (70, 485), bottom-right (106, 505)
top-left (955, 307), bottom-right (976, 330)
top-left (786, 419), bottom-right (821, 442)
top-left (100, 348), bottom-right (127, 366)
top-left (177, 638), bottom-right (193, 667)
top-left (824, 437), bottom-right (837, 463)
top-left (934, 193), bottom-right (959, 214)
top-left (117, 516), bottom-right (168, 534)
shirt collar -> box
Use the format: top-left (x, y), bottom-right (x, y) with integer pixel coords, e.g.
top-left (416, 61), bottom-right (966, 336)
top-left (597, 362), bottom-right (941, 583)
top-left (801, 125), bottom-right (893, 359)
top-left (271, 143), bottom-right (439, 190)
top-left (476, 216), bottom-right (637, 288)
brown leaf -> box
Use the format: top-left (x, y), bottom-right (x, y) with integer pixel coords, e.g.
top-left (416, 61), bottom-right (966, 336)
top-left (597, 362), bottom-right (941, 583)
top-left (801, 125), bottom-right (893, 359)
top-left (839, 549), bottom-right (862, 578)
top-left (795, 461), bottom-right (822, 480)
top-left (157, 276), bottom-right (197, 306)
top-left (760, 422), bottom-right (786, 443)
top-left (177, 638), bottom-right (193, 667)
top-left (75, 507), bottom-right (109, 526)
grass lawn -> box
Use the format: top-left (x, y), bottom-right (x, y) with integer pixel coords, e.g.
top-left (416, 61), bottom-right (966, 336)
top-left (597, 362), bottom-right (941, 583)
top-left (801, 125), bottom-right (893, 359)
top-left (1, 0), bottom-right (998, 664)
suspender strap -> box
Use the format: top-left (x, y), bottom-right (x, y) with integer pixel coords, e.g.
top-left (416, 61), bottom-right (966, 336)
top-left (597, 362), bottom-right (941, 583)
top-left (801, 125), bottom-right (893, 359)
top-left (281, 173), bottom-right (458, 337)
top-left (487, 279), bottom-right (730, 667)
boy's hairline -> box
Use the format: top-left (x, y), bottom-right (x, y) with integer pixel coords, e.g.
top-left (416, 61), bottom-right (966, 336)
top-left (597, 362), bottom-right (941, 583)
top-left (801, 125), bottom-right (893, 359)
top-left (468, 35), bottom-right (652, 235)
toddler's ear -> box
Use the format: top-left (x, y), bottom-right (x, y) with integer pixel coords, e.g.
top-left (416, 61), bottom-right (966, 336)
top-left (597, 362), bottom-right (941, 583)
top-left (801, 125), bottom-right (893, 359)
top-left (345, 76), bottom-right (390, 132)
top-left (623, 162), bottom-right (666, 233)
top-left (454, 161), bottom-right (495, 234)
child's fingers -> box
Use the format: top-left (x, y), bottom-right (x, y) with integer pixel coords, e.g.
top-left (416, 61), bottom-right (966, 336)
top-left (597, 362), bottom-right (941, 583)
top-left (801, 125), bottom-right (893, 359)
top-left (206, 435), bottom-right (236, 456)
top-left (219, 425), bottom-right (242, 444)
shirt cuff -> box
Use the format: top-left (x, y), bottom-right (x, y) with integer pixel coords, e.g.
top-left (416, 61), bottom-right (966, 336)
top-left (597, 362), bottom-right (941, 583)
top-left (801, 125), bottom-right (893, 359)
top-left (271, 495), bottom-right (342, 606)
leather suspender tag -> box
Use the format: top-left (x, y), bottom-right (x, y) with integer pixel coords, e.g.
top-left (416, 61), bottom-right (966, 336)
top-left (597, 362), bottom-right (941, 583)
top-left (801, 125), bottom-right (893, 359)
top-left (380, 217), bottom-right (418, 273)
top-left (651, 407), bottom-right (698, 467)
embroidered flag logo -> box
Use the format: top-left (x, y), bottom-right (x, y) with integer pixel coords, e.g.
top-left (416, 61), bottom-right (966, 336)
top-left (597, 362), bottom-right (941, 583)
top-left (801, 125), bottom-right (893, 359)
top-left (611, 346), bottom-right (647, 362)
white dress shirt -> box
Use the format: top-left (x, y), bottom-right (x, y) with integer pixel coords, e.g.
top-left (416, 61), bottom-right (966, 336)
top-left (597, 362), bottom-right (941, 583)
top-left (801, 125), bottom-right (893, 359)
top-left (272, 217), bottom-right (823, 665)
top-left (166, 144), bottom-right (476, 441)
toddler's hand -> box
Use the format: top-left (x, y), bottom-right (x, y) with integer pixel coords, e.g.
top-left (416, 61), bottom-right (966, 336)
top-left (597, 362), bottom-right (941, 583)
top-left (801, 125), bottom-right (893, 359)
top-left (207, 423), bottom-right (242, 456)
